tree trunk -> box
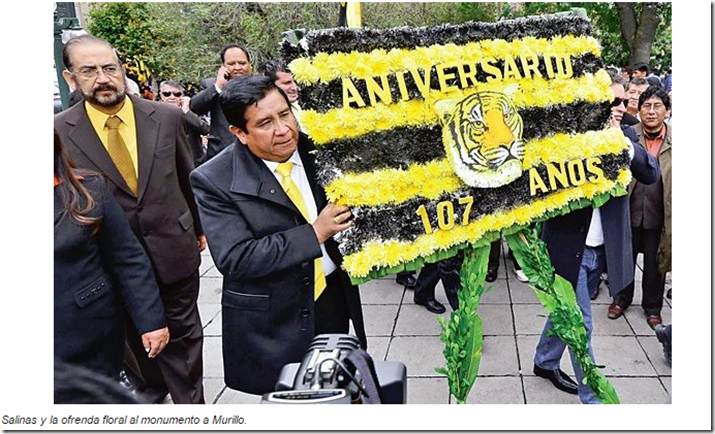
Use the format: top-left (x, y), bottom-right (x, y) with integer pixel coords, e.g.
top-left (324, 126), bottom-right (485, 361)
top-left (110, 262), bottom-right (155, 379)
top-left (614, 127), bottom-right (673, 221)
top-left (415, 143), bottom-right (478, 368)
top-left (616, 3), bottom-right (662, 66)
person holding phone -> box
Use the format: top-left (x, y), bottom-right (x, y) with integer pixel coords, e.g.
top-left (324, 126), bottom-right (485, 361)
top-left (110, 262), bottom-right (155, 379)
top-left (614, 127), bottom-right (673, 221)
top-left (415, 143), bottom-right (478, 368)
top-left (190, 44), bottom-right (253, 161)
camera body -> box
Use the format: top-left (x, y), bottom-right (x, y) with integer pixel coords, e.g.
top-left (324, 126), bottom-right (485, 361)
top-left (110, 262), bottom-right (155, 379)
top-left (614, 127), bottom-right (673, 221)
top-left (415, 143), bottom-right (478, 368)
top-left (261, 334), bottom-right (406, 404)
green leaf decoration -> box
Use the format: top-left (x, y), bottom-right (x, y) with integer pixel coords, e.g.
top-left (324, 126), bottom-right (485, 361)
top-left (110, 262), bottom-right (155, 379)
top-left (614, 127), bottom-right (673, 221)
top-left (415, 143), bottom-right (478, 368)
top-left (505, 229), bottom-right (620, 404)
top-left (436, 245), bottom-right (489, 404)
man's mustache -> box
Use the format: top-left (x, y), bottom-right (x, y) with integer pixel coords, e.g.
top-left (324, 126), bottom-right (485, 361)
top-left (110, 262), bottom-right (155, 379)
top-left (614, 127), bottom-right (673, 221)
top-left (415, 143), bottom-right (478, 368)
top-left (93, 84), bottom-right (118, 93)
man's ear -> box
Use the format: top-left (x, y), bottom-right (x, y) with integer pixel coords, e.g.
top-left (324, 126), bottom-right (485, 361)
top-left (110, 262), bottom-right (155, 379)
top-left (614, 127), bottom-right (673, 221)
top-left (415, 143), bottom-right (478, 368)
top-left (229, 125), bottom-right (247, 145)
top-left (61, 70), bottom-right (75, 91)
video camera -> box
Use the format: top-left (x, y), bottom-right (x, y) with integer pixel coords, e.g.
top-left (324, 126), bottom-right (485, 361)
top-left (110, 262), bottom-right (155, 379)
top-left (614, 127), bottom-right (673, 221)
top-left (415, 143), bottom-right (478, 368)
top-left (260, 334), bottom-right (406, 404)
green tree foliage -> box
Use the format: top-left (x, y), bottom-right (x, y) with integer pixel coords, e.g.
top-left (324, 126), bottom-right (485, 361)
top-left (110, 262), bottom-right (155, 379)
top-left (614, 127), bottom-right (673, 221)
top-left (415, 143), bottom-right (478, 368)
top-left (87, 2), bottom-right (168, 79)
top-left (84, 2), bottom-right (671, 85)
top-left (456, 2), bottom-right (671, 68)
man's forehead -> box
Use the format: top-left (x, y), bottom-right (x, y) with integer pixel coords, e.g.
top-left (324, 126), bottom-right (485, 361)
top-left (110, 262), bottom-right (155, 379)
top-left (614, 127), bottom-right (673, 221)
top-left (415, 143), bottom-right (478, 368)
top-left (73, 43), bottom-right (118, 64)
top-left (245, 90), bottom-right (289, 121)
top-left (225, 48), bottom-right (248, 61)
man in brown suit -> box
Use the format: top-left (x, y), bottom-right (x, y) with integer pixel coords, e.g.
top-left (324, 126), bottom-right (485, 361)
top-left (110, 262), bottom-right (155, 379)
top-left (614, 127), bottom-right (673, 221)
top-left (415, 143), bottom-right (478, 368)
top-left (609, 86), bottom-right (672, 329)
top-left (54, 35), bottom-right (205, 404)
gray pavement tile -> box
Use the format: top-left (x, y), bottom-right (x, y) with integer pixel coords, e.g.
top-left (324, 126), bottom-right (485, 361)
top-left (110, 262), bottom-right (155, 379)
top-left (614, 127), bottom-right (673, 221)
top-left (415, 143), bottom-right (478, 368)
top-left (205, 379), bottom-right (226, 404)
top-left (591, 335), bottom-right (657, 376)
top-left (522, 376), bottom-right (580, 404)
top-left (203, 310), bottom-right (222, 337)
top-left (465, 376), bottom-right (524, 404)
top-left (363, 304), bottom-right (400, 337)
top-left (661, 377), bottom-right (672, 395)
top-left (386, 336), bottom-right (446, 377)
top-left (479, 336), bottom-right (520, 376)
top-left (406, 377), bottom-right (449, 404)
top-left (478, 304), bottom-right (515, 336)
top-left (359, 278), bottom-right (406, 304)
top-left (203, 336), bottom-right (224, 379)
top-left (198, 256), bottom-right (215, 276)
top-left (509, 280), bottom-right (540, 304)
top-left (198, 277), bottom-right (222, 304)
top-left (214, 387), bottom-right (261, 404)
top-left (394, 304), bottom-right (449, 336)
top-left (480, 279), bottom-right (510, 304)
top-left (636, 335), bottom-right (672, 375)
top-left (517, 335), bottom-right (575, 377)
top-left (199, 303), bottom-right (221, 329)
top-left (591, 304), bottom-right (634, 335)
top-left (512, 304), bottom-right (550, 335)
top-left (608, 377), bottom-right (669, 404)
top-left (202, 265), bottom-right (223, 277)
top-left (366, 336), bottom-right (391, 361)
top-left (625, 304), bottom-right (672, 336)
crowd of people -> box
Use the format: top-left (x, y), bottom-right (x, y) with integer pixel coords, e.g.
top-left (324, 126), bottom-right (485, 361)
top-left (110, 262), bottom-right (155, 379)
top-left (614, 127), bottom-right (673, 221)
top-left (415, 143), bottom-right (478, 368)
top-left (53, 33), bottom-right (672, 405)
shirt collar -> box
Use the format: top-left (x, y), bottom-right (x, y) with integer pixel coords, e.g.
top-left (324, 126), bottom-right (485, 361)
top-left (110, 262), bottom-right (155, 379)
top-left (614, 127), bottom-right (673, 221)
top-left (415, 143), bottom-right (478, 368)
top-left (263, 150), bottom-right (303, 174)
top-left (85, 96), bottom-right (134, 128)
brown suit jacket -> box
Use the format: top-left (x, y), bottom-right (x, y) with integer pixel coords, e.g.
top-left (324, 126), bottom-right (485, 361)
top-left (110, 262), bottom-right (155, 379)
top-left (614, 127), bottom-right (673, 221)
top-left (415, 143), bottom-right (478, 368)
top-left (55, 96), bottom-right (203, 285)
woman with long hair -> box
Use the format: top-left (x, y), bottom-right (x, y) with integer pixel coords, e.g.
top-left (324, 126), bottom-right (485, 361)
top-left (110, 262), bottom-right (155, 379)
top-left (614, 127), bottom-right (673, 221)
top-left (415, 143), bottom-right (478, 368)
top-left (54, 129), bottom-right (169, 398)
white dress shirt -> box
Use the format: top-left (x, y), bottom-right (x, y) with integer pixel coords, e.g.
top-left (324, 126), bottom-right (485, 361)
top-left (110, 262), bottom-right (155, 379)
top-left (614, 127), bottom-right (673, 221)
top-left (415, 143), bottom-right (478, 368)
top-left (263, 151), bottom-right (337, 276)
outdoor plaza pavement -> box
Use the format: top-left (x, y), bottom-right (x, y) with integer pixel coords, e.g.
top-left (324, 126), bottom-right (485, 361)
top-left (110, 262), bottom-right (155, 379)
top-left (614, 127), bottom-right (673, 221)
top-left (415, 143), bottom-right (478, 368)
top-left (183, 240), bottom-right (672, 405)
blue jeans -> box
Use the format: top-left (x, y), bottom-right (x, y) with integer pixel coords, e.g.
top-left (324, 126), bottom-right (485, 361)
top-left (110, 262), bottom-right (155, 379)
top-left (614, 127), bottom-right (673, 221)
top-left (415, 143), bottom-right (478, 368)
top-left (534, 245), bottom-right (606, 404)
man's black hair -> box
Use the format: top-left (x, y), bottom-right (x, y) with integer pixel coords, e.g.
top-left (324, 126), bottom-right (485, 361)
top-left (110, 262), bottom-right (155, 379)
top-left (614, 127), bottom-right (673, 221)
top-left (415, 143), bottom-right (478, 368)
top-left (219, 75), bottom-right (290, 132)
top-left (633, 63), bottom-right (650, 75)
top-left (638, 85), bottom-right (671, 111)
top-left (220, 44), bottom-right (250, 64)
top-left (257, 59), bottom-right (291, 83)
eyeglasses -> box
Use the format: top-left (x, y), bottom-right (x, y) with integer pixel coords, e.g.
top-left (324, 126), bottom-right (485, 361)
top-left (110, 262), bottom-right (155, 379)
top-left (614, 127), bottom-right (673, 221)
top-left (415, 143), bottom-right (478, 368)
top-left (74, 64), bottom-right (121, 79)
top-left (641, 102), bottom-right (666, 112)
top-left (611, 97), bottom-right (626, 107)
top-left (161, 91), bottom-right (183, 97)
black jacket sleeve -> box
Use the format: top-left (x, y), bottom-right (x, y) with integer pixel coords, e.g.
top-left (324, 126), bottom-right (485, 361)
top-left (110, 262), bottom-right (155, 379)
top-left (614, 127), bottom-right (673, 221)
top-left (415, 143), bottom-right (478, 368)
top-left (189, 78), bottom-right (218, 116)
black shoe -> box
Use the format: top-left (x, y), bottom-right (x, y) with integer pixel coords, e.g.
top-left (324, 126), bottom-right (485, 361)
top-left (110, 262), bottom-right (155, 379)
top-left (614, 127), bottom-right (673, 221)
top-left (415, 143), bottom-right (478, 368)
top-left (590, 283), bottom-right (600, 301)
top-left (118, 370), bottom-right (136, 393)
top-left (533, 364), bottom-right (579, 395)
top-left (655, 324), bottom-right (672, 366)
top-left (396, 273), bottom-right (417, 289)
top-left (486, 268), bottom-right (498, 282)
top-left (414, 298), bottom-right (446, 314)
top-left (666, 288), bottom-right (672, 299)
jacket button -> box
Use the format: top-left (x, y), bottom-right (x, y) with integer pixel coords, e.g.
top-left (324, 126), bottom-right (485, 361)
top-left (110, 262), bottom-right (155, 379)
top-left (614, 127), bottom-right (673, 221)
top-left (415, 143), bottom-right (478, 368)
top-left (576, 253), bottom-right (581, 259)
top-left (303, 277), bottom-right (310, 286)
top-left (270, 189), bottom-right (275, 194)
top-left (142, 231), bottom-right (150, 237)
top-left (302, 308), bottom-right (309, 317)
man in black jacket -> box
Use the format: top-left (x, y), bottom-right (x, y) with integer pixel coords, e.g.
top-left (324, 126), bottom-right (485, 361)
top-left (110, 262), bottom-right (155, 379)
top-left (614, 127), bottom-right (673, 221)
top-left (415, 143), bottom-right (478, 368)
top-left (190, 75), bottom-right (366, 394)
top-left (190, 44), bottom-right (253, 161)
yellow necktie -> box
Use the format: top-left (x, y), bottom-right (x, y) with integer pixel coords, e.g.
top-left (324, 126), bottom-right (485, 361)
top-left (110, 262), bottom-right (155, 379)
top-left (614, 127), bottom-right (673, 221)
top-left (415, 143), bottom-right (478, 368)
top-left (105, 116), bottom-right (137, 196)
top-left (276, 162), bottom-right (327, 300)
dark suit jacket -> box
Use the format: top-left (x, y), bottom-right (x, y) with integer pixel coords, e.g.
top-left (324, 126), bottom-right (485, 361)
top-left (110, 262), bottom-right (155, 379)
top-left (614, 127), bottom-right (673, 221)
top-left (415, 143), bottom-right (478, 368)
top-left (190, 133), bottom-right (366, 394)
top-left (54, 96), bottom-right (203, 285)
top-left (54, 176), bottom-right (166, 379)
top-left (184, 110), bottom-right (210, 166)
top-left (190, 78), bottom-right (235, 160)
top-left (541, 133), bottom-right (660, 297)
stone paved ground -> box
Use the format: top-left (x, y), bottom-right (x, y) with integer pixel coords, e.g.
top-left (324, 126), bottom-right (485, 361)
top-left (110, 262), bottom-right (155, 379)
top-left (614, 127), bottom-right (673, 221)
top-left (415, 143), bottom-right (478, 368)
top-left (177, 241), bottom-right (672, 404)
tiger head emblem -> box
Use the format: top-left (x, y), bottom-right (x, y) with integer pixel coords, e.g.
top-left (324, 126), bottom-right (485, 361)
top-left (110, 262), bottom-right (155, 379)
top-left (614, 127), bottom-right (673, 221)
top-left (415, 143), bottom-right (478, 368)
top-left (435, 90), bottom-right (524, 188)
